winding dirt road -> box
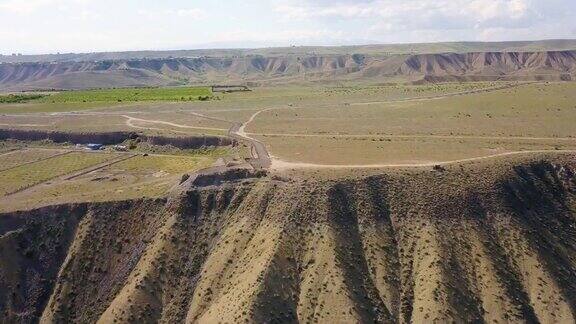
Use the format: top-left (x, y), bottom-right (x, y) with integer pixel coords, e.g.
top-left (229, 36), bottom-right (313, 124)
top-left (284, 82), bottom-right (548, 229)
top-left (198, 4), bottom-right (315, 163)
top-left (122, 115), bottom-right (227, 133)
top-left (228, 120), bottom-right (271, 169)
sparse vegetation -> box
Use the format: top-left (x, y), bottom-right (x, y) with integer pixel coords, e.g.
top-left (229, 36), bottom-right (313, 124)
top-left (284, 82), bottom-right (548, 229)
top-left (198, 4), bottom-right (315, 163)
top-left (0, 151), bottom-right (115, 196)
top-left (0, 57), bottom-right (574, 324)
top-left (1, 156), bottom-right (575, 323)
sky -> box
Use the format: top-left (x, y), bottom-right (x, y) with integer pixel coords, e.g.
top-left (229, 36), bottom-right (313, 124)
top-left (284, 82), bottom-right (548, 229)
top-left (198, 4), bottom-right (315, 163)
top-left (1, 0), bottom-right (576, 54)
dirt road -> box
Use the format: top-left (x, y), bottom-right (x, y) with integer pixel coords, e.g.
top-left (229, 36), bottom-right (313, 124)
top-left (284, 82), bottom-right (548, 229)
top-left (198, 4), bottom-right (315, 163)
top-left (228, 121), bottom-right (271, 169)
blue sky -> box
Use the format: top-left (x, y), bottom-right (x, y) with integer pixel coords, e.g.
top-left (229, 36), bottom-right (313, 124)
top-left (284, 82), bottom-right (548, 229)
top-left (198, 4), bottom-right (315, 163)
top-left (1, 0), bottom-right (575, 54)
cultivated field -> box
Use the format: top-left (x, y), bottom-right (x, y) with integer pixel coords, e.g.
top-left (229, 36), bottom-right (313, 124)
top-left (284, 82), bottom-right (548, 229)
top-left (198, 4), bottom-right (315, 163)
top-left (0, 86), bottom-right (212, 114)
top-left (0, 148), bottom-right (69, 171)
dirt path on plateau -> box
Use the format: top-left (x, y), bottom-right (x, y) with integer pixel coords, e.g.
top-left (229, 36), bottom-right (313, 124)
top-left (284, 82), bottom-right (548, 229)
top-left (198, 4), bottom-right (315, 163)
top-left (227, 109), bottom-right (272, 169)
top-left (122, 115), bottom-right (228, 132)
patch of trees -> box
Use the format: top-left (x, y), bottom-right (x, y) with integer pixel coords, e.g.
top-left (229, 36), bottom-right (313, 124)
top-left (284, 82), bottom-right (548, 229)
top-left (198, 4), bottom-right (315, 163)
top-left (0, 94), bottom-right (46, 104)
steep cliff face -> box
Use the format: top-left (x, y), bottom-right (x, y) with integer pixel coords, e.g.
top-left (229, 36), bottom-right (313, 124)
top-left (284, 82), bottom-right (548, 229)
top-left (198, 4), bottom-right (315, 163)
top-left (1, 51), bottom-right (575, 89)
top-left (398, 51), bottom-right (576, 82)
top-left (0, 159), bottom-right (575, 323)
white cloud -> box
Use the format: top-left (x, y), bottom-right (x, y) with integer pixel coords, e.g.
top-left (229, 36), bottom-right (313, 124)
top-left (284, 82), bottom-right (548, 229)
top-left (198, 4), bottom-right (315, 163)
top-left (137, 8), bottom-right (207, 20)
top-left (0, 0), bottom-right (90, 14)
top-left (0, 0), bottom-right (55, 14)
top-left (275, 0), bottom-right (533, 25)
top-left (275, 3), bottom-right (376, 19)
top-left (0, 0), bottom-right (574, 54)
top-left (212, 28), bottom-right (341, 43)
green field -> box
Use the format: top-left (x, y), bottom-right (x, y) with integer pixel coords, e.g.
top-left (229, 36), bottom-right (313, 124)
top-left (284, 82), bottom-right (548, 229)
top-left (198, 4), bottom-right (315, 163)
top-left (36, 86), bottom-right (212, 103)
top-left (0, 87), bottom-right (212, 104)
top-left (0, 87), bottom-right (213, 114)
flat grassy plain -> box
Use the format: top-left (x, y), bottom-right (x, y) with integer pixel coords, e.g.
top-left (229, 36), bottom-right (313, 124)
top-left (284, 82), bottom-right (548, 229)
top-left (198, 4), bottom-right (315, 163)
top-left (244, 82), bottom-right (576, 165)
top-left (259, 135), bottom-right (575, 165)
top-left (0, 81), bottom-right (574, 167)
top-left (0, 111), bottom-right (230, 136)
top-left (248, 83), bottom-right (576, 137)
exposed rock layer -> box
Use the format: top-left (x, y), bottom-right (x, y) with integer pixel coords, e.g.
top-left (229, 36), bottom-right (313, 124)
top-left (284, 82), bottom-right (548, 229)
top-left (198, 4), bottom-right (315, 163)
top-left (1, 51), bottom-right (575, 89)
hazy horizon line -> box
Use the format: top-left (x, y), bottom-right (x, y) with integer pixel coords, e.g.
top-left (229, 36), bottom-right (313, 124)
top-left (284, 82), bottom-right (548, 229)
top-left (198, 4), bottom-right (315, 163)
top-left (2, 37), bottom-right (576, 57)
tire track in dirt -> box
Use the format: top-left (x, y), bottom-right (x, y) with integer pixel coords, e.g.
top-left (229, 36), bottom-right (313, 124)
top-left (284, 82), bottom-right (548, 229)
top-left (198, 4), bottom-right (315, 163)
top-left (248, 132), bottom-right (576, 142)
top-left (122, 115), bottom-right (228, 132)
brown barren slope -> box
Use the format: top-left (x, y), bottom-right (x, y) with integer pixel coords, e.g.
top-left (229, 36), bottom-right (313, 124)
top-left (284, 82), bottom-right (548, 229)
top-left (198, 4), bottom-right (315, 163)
top-left (0, 155), bottom-right (575, 323)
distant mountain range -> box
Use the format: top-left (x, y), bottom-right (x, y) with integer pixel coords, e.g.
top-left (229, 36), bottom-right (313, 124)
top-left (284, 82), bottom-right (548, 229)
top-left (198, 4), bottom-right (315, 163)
top-left (1, 40), bottom-right (576, 90)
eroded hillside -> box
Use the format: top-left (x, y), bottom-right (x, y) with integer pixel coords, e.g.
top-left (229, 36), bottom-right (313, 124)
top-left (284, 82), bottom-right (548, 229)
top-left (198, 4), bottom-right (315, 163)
top-left (1, 51), bottom-right (576, 90)
top-left (1, 157), bottom-right (575, 323)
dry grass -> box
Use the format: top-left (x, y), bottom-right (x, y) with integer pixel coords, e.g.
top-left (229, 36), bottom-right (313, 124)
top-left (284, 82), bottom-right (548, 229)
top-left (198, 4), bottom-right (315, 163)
top-left (0, 151), bottom-right (117, 196)
top-left (258, 135), bottom-right (575, 165)
top-left (0, 149), bottom-right (68, 171)
top-left (0, 152), bottom-right (220, 212)
top-left (244, 82), bottom-right (576, 164)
